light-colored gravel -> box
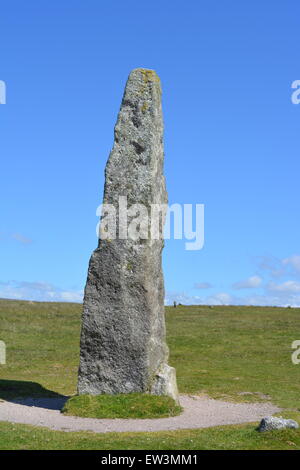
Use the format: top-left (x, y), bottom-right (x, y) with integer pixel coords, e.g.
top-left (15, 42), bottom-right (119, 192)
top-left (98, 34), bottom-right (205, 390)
top-left (0, 395), bottom-right (280, 434)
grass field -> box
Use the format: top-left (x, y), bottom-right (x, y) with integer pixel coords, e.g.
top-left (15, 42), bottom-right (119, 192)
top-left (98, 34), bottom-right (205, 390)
top-left (0, 299), bottom-right (300, 449)
top-left (1, 415), bottom-right (300, 450)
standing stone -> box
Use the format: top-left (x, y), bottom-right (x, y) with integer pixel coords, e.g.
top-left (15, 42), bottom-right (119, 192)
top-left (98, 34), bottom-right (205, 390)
top-left (78, 68), bottom-right (178, 401)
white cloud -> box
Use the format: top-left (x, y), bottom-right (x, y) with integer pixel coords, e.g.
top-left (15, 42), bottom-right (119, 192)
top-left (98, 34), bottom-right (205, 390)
top-left (165, 291), bottom-right (233, 306)
top-left (266, 280), bottom-right (300, 293)
top-left (282, 255), bottom-right (300, 274)
top-left (237, 293), bottom-right (300, 307)
top-left (232, 275), bottom-right (262, 290)
top-left (0, 232), bottom-right (33, 244)
top-left (206, 292), bottom-right (233, 305)
top-left (0, 280), bottom-right (83, 303)
top-left (255, 254), bottom-right (300, 279)
top-left (255, 255), bottom-right (285, 278)
top-left (11, 233), bottom-right (33, 244)
top-left (60, 291), bottom-right (84, 302)
top-left (165, 289), bottom-right (300, 308)
top-left (165, 291), bottom-right (201, 305)
top-left (194, 282), bottom-right (213, 289)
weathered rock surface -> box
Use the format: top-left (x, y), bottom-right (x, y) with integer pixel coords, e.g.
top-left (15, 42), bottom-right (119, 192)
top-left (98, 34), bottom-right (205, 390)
top-left (258, 416), bottom-right (299, 432)
top-left (78, 68), bottom-right (178, 402)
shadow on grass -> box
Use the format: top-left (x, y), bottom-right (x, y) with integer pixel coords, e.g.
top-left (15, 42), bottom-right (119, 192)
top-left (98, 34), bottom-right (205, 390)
top-left (0, 379), bottom-right (69, 410)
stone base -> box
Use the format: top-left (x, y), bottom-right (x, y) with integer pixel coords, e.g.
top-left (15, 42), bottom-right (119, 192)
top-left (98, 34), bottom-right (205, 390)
top-left (150, 363), bottom-right (179, 403)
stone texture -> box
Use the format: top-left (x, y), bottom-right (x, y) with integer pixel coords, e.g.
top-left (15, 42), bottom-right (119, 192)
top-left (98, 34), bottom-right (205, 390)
top-left (150, 363), bottom-right (179, 401)
top-left (78, 68), bottom-right (178, 402)
top-left (258, 416), bottom-right (299, 432)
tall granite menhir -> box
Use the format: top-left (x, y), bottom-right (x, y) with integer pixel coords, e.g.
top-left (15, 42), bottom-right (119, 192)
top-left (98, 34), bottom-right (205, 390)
top-left (78, 69), bottom-right (178, 401)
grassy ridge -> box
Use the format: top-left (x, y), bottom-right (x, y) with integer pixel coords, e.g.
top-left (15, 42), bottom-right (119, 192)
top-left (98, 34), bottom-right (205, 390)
top-left (0, 300), bottom-right (300, 407)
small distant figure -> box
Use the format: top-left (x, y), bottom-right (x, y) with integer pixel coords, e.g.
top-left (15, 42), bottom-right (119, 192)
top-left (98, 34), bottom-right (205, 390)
top-left (173, 301), bottom-right (177, 308)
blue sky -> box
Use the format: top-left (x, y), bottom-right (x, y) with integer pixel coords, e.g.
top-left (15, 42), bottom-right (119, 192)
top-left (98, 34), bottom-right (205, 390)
top-left (1, 1), bottom-right (300, 306)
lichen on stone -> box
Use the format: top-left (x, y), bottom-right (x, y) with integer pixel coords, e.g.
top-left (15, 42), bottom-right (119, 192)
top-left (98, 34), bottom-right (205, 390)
top-left (141, 102), bottom-right (149, 113)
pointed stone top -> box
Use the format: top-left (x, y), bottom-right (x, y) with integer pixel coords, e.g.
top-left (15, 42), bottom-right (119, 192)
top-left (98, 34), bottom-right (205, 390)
top-left (119, 69), bottom-right (162, 122)
top-left (125, 68), bottom-right (162, 95)
top-left (130, 68), bottom-right (160, 82)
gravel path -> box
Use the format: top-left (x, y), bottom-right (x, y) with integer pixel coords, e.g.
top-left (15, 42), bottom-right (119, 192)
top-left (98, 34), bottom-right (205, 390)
top-left (0, 395), bottom-right (280, 434)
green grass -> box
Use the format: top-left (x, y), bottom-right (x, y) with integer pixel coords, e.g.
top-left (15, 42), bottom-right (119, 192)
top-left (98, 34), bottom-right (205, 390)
top-left (62, 393), bottom-right (182, 419)
top-left (0, 299), bottom-right (81, 399)
top-left (167, 304), bottom-right (300, 408)
top-left (0, 300), bottom-right (299, 407)
top-left (1, 299), bottom-right (300, 449)
top-left (1, 414), bottom-right (300, 450)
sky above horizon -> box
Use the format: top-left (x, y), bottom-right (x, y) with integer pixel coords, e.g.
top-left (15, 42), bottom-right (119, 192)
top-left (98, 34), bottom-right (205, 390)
top-left (1, 1), bottom-right (300, 307)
